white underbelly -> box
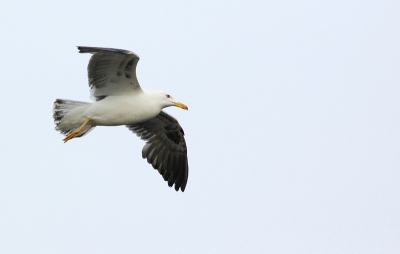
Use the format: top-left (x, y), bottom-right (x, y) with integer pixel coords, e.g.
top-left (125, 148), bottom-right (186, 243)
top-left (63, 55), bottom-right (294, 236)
top-left (85, 96), bottom-right (160, 126)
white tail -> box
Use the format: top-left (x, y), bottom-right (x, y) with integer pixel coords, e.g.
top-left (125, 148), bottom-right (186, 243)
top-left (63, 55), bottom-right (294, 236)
top-left (53, 99), bottom-right (94, 136)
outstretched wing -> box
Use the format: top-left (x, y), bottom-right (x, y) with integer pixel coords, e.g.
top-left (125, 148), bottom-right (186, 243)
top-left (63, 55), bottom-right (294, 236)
top-left (127, 111), bottom-right (189, 192)
top-left (77, 46), bottom-right (141, 101)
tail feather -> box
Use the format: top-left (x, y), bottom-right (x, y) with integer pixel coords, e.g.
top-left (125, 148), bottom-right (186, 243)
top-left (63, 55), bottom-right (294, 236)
top-left (53, 99), bottom-right (94, 137)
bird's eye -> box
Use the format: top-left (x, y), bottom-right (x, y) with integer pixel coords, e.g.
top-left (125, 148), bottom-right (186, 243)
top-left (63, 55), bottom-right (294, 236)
top-left (166, 94), bottom-right (171, 98)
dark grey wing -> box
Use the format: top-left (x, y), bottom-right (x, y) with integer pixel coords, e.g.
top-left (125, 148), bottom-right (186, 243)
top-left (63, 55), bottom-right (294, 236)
top-left (77, 46), bottom-right (141, 101)
top-left (127, 111), bottom-right (189, 192)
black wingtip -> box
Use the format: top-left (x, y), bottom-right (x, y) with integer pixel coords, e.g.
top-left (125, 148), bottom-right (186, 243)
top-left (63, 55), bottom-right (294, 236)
top-left (76, 46), bottom-right (136, 56)
top-left (76, 46), bottom-right (89, 53)
top-left (77, 46), bottom-right (103, 54)
top-left (173, 185), bottom-right (185, 192)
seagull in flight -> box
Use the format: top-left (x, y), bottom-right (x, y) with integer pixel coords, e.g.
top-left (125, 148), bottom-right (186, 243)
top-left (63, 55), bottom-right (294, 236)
top-left (53, 46), bottom-right (189, 192)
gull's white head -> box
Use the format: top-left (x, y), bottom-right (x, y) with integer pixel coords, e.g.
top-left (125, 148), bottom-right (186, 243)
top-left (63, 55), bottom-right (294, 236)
top-left (152, 90), bottom-right (188, 110)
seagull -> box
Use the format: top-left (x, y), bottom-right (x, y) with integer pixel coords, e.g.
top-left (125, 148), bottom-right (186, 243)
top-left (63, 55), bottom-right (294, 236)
top-left (53, 46), bottom-right (189, 192)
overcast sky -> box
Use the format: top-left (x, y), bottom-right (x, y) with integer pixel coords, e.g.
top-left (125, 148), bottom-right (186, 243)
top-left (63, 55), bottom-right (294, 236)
top-left (1, 1), bottom-right (399, 253)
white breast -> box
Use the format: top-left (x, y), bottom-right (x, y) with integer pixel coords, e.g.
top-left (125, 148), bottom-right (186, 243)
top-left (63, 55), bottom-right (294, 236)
top-left (85, 93), bottom-right (161, 126)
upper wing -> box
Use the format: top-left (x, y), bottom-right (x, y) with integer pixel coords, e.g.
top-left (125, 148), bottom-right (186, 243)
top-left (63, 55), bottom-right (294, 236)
top-left (127, 111), bottom-right (189, 192)
top-left (77, 46), bottom-right (141, 100)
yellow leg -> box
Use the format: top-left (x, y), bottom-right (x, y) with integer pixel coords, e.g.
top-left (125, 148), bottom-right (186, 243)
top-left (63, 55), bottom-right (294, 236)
top-left (63, 118), bottom-right (92, 143)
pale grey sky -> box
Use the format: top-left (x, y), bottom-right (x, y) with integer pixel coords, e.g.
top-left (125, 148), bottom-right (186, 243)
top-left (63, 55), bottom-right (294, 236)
top-left (0, 1), bottom-right (399, 253)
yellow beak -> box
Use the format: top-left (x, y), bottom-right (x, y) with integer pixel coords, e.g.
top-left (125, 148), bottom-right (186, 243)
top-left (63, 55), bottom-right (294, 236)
top-left (173, 102), bottom-right (188, 110)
